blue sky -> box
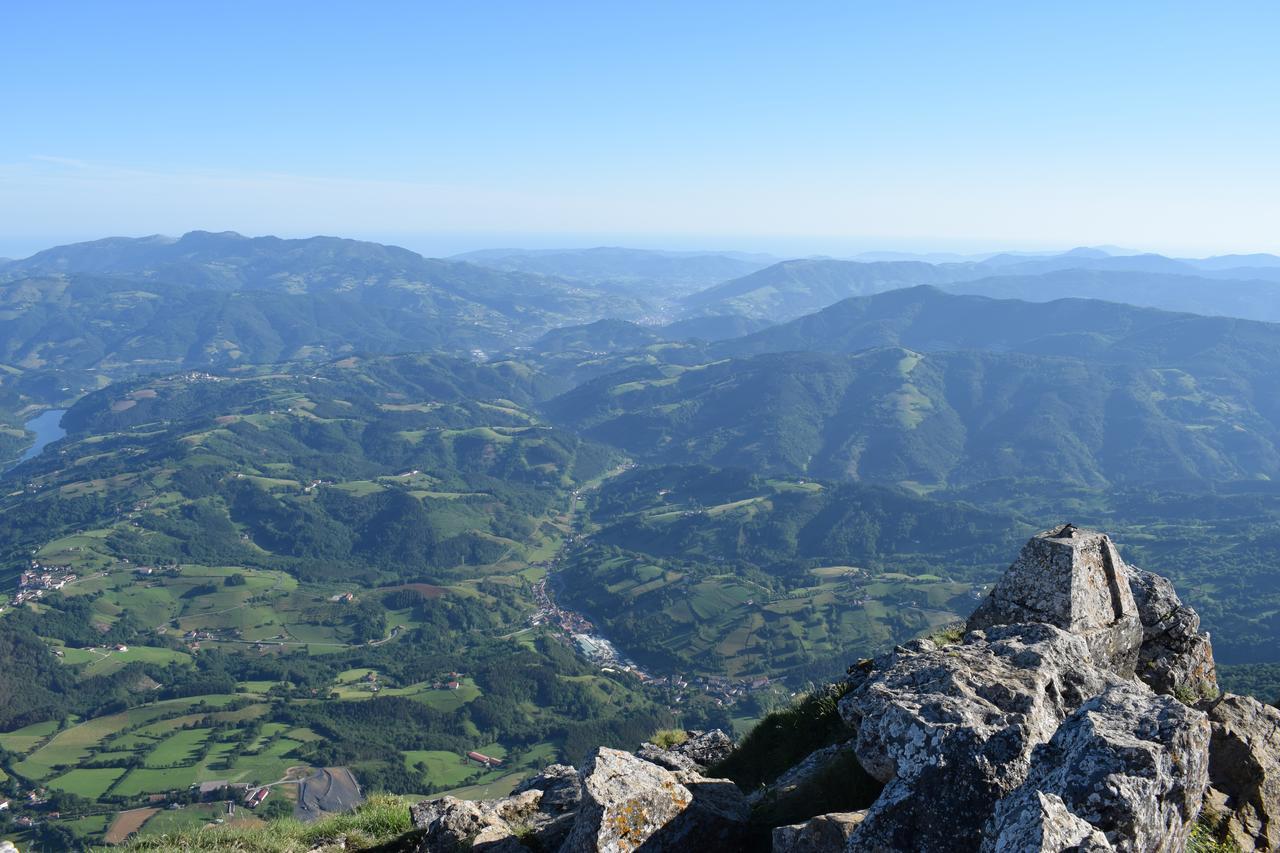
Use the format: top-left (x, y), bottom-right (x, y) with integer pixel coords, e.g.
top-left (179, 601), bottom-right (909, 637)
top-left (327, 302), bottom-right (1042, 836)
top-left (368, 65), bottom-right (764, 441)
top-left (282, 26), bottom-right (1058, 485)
top-left (2, 1), bottom-right (1278, 258)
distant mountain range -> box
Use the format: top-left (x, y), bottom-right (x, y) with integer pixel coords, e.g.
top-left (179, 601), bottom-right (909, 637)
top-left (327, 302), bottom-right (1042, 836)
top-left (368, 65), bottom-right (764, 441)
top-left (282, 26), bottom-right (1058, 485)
top-left (9, 233), bottom-right (1280, 354)
top-left (451, 246), bottom-right (778, 301)
top-left (675, 253), bottom-right (1280, 322)
top-left (547, 288), bottom-right (1280, 490)
top-left (0, 232), bottom-right (658, 374)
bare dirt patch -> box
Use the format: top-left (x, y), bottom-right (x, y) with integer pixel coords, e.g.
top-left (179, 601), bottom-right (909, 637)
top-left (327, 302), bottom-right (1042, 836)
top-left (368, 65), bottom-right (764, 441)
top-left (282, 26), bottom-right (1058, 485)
top-left (104, 807), bottom-right (159, 844)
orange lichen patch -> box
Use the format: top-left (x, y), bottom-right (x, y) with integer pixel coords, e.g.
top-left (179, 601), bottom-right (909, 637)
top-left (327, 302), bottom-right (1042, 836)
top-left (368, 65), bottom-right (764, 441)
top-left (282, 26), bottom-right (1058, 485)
top-left (606, 789), bottom-right (690, 850)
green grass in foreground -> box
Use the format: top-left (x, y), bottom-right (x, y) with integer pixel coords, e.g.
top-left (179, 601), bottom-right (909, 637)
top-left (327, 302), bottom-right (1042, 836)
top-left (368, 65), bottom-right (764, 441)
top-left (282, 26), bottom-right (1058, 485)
top-left (113, 793), bottom-right (414, 853)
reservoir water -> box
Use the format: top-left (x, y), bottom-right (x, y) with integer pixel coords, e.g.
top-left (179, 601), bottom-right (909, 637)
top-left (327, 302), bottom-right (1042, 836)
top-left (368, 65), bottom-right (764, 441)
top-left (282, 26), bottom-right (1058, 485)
top-left (7, 409), bottom-right (66, 472)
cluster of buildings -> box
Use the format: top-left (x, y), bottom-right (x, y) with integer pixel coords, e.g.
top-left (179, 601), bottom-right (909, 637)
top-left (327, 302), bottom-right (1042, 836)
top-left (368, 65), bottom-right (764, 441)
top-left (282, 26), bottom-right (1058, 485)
top-left (529, 574), bottom-right (595, 635)
top-left (531, 556), bottom-right (788, 709)
top-left (430, 671), bottom-right (464, 690)
top-left (690, 674), bottom-right (772, 705)
top-left (302, 478), bottom-right (333, 494)
top-left (10, 563), bottom-right (78, 605)
top-left (573, 633), bottom-right (620, 663)
top-left (180, 371), bottom-right (225, 383)
top-left (0, 788), bottom-right (54, 827)
top-left (182, 627), bottom-right (243, 650)
top-left (530, 574), bottom-right (660, 683)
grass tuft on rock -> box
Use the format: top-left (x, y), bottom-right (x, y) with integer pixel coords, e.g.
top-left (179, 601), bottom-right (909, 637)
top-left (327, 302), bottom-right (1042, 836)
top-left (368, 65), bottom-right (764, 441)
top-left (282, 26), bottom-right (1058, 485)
top-left (650, 728), bottom-right (689, 749)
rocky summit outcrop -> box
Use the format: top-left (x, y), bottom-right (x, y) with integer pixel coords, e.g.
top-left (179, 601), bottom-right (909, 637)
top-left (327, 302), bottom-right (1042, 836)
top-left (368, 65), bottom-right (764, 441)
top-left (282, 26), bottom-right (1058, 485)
top-left (406, 524), bottom-right (1278, 853)
top-left (967, 524), bottom-right (1143, 677)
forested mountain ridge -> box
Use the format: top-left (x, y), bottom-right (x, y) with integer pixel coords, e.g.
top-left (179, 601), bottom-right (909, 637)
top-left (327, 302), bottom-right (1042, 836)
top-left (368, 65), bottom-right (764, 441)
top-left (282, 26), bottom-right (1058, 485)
top-left (0, 232), bottom-right (653, 364)
top-left (714, 285), bottom-right (1280, 373)
top-left (548, 345), bottom-right (1280, 489)
top-left (2, 353), bottom-right (596, 585)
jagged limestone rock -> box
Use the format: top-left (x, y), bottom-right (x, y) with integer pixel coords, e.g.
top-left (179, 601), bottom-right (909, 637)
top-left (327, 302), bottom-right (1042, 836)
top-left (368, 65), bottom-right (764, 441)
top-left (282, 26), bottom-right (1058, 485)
top-left (985, 683), bottom-right (1210, 853)
top-left (560, 746), bottom-right (749, 852)
top-left (512, 762), bottom-right (582, 814)
top-left (1124, 565), bottom-right (1218, 699)
top-left (982, 791), bottom-right (1113, 852)
top-left (770, 810), bottom-right (865, 852)
top-left (410, 763), bottom-right (584, 853)
top-left (678, 728), bottom-right (735, 768)
top-left (636, 743), bottom-right (701, 775)
top-left (637, 729), bottom-right (735, 775)
top-left (968, 524), bottom-right (1143, 677)
top-left (1204, 693), bottom-right (1280, 851)
top-left (410, 791), bottom-right (544, 852)
top-left (839, 623), bottom-right (1121, 851)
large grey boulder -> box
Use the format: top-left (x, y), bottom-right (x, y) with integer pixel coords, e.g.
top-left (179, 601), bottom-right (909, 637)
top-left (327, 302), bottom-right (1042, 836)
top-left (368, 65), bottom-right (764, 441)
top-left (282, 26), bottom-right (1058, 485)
top-left (771, 810), bottom-right (865, 852)
top-left (677, 728), bottom-right (735, 768)
top-left (512, 762), bottom-right (582, 814)
top-left (981, 791), bottom-right (1113, 852)
top-left (968, 524), bottom-right (1143, 677)
top-left (1125, 565), bottom-right (1218, 699)
top-left (410, 792), bottom-right (542, 852)
top-left (637, 729), bottom-right (735, 775)
top-left (839, 623), bottom-right (1121, 851)
top-left (560, 746), bottom-right (749, 852)
top-left (984, 683), bottom-right (1210, 853)
top-left (1204, 693), bottom-right (1280, 851)
top-left (411, 764), bottom-right (582, 852)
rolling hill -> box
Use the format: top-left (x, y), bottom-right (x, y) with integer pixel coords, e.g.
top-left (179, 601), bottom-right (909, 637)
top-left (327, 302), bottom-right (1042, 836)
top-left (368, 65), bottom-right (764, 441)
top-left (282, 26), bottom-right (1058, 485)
top-left (679, 254), bottom-right (1280, 322)
top-left (3, 353), bottom-right (609, 585)
top-left (0, 232), bottom-right (653, 360)
top-left (548, 344), bottom-right (1280, 490)
top-left (560, 464), bottom-right (1023, 680)
top-left (680, 259), bottom-right (962, 319)
top-left (713, 285), bottom-right (1280, 377)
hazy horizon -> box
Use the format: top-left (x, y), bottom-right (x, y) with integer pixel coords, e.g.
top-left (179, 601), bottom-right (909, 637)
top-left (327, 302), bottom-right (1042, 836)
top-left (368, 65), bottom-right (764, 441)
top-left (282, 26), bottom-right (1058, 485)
top-left (0, 228), bottom-right (1263, 266)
